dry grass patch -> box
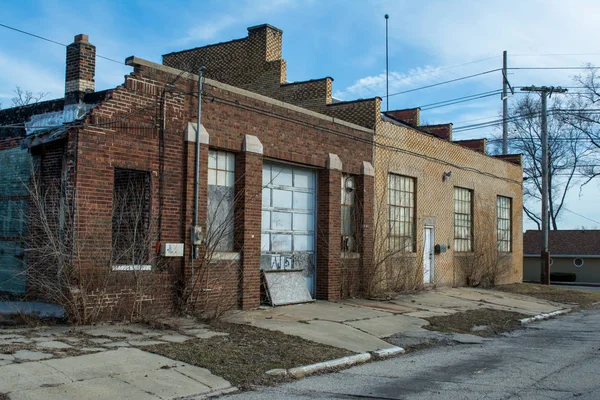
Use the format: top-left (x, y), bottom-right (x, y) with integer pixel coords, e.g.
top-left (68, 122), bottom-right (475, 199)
top-left (145, 322), bottom-right (352, 389)
top-left (425, 309), bottom-right (529, 337)
top-left (496, 283), bottom-right (600, 308)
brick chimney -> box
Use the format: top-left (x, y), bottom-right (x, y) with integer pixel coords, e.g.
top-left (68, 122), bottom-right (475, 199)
top-left (65, 34), bottom-right (95, 105)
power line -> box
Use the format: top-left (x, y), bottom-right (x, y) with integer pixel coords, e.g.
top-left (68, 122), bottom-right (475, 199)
top-left (387, 69), bottom-right (501, 97)
top-left (418, 90), bottom-right (502, 111)
top-left (562, 207), bottom-right (600, 225)
top-left (454, 108), bottom-right (600, 133)
top-left (513, 53), bottom-right (600, 57)
top-left (0, 22), bottom-right (122, 64)
top-left (509, 66), bottom-right (600, 71)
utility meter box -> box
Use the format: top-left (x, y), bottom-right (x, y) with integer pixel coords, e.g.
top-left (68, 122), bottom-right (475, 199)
top-left (434, 244), bottom-right (447, 254)
top-left (160, 243), bottom-right (185, 257)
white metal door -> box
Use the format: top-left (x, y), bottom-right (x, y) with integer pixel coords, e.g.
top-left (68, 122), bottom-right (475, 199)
top-left (423, 227), bottom-right (434, 283)
top-left (261, 162), bottom-right (316, 296)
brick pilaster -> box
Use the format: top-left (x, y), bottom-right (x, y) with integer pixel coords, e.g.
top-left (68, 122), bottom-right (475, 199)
top-left (235, 137), bottom-right (263, 309)
top-left (357, 162), bottom-right (375, 295)
top-left (316, 154), bottom-right (342, 300)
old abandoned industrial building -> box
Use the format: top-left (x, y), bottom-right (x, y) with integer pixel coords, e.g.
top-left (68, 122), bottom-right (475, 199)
top-left (0, 25), bottom-right (523, 321)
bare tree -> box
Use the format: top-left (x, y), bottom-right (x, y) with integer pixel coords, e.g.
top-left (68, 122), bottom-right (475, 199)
top-left (566, 65), bottom-right (600, 185)
top-left (504, 95), bottom-right (592, 230)
top-left (11, 86), bottom-right (49, 107)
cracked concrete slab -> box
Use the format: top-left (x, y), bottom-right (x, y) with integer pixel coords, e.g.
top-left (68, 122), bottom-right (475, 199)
top-left (0, 361), bottom-right (70, 392)
top-left (8, 376), bottom-right (160, 400)
top-left (13, 350), bottom-right (54, 361)
top-left (346, 314), bottom-right (429, 338)
top-left (159, 334), bottom-right (192, 343)
top-left (1, 348), bottom-right (234, 400)
top-left (37, 340), bottom-right (73, 350)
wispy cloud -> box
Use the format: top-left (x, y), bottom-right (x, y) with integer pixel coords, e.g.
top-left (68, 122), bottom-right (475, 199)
top-left (178, 0), bottom-right (297, 45)
top-left (180, 15), bottom-right (239, 43)
top-left (0, 51), bottom-right (64, 101)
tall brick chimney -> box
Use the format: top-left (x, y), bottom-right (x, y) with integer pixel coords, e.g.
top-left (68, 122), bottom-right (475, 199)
top-left (65, 34), bottom-right (95, 105)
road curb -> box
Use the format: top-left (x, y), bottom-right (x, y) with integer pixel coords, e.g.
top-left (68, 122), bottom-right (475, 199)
top-left (266, 346), bottom-right (405, 379)
top-left (187, 386), bottom-right (239, 399)
top-left (519, 309), bottom-right (572, 325)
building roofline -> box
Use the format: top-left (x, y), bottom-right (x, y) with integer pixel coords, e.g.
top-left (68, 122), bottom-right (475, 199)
top-left (421, 122), bottom-right (454, 128)
top-left (326, 97), bottom-right (382, 106)
top-left (380, 114), bottom-right (523, 172)
top-left (162, 37), bottom-right (247, 58)
top-left (125, 56), bottom-right (374, 134)
top-left (247, 23), bottom-right (282, 33)
top-left (453, 138), bottom-right (486, 143)
top-left (281, 77), bottom-right (334, 86)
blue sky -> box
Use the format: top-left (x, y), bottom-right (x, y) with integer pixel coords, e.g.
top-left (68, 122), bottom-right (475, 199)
top-left (1, 0), bottom-right (600, 230)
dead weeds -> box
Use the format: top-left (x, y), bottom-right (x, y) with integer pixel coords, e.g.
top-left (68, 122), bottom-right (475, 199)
top-left (0, 392), bottom-right (10, 400)
top-left (145, 322), bottom-right (351, 389)
top-left (496, 283), bottom-right (600, 308)
top-left (425, 308), bottom-right (529, 337)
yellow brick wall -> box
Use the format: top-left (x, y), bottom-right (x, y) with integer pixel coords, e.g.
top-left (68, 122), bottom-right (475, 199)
top-left (374, 119), bottom-right (523, 288)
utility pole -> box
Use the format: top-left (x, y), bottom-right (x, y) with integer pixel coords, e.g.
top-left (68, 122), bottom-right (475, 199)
top-left (502, 51), bottom-right (508, 154)
top-left (385, 14), bottom-right (389, 111)
top-left (520, 86), bottom-right (568, 285)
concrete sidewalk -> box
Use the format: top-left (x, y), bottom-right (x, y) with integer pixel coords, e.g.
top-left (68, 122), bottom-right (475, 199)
top-left (223, 287), bottom-right (571, 353)
top-left (0, 347), bottom-right (234, 400)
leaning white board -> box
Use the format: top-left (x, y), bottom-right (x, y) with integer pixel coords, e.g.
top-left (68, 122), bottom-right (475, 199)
top-left (263, 269), bottom-right (314, 306)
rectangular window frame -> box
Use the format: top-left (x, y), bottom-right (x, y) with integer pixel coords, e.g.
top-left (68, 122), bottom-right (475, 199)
top-left (208, 150), bottom-right (235, 187)
top-left (207, 149), bottom-right (236, 252)
top-left (111, 168), bottom-right (152, 269)
top-left (497, 195), bottom-right (512, 253)
top-left (388, 174), bottom-right (416, 253)
top-left (341, 174), bottom-right (356, 252)
top-left (453, 187), bottom-right (473, 252)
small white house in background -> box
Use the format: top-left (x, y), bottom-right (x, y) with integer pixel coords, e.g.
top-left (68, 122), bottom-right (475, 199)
top-left (523, 230), bottom-right (600, 283)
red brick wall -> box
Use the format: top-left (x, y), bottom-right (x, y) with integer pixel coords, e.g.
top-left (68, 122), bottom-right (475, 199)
top-left (65, 61), bottom-right (374, 319)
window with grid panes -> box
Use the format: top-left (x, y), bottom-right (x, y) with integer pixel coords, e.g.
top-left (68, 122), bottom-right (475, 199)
top-left (497, 196), bottom-right (512, 252)
top-left (388, 174), bottom-right (415, 252)
top-left (207, 150), bottom-right (235, 251)
top-left (341, 174), bottom-right (356, 252)
top-left (208, 150), bottom-right (235, 187)
top-left (454, 187), bottom-right (473, 252)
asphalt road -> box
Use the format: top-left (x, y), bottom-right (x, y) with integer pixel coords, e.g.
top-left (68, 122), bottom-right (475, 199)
top-left (228, 308), bottom-right (600, 399)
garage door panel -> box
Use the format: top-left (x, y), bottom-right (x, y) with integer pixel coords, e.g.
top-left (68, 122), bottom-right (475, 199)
top-left (294, 234), bottom-right (314, 252)
top-left (272, 166), bottom-right (293, 186)
top-left (294, 169), bottom-right (314, 189)
top-left (261, 162), bottom-right (316, 296)
top-left (262, 188), bottom-right (271, 207)
top-left (272, 212), bottom-right (292, 230)
top-left (293, 213), bottom-right (313, 231)
top-left (272, 234), bottom-right (292, 252)
top-left (261, 234), bottom-right (270, 252)
top-left (272, 189), bottom-right (292, 208)
top-left (293, 192), bottom-right (313, 210)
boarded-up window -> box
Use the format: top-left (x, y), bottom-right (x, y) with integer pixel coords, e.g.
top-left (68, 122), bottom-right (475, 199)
top-left (207, 150), bottom-right (235, 251)
top-left (112, 169), bottom-right (151, 266)
top-left (388, 174), bottom-right (415, 252)
top-left (454, 187), bottom-right (473, 252)
top-left (497, 196), bottom-right (512, 252)
top-left (341, 174), bottom-right (356, 252)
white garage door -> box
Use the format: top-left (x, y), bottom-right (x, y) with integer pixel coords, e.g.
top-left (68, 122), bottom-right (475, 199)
top-left (261, 162), bottom-right (316, 296)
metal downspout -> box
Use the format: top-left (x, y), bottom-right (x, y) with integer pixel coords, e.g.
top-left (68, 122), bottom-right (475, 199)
top-left (192, 66), bottom-right (206, 284)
